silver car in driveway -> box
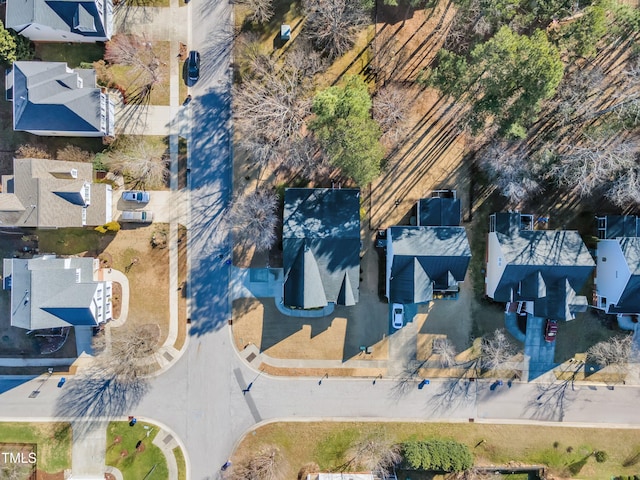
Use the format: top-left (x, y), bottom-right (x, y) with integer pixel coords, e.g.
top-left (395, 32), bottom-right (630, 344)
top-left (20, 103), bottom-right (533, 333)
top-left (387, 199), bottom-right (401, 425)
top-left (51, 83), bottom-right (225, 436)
top-left (122, 190), bottom-right (150, 203)
top-left (121, 210), bottom-right (153, 223)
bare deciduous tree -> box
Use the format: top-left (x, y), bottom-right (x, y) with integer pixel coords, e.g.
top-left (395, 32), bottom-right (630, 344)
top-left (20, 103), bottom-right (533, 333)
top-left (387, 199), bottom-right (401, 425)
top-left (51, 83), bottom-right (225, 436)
top-left (93, 324), bottom-right (161, 381)
top-left (103, 136), bottom-right (169, 189)
top-left (232, 445), bottom-right (287, 480)
top-left (551, 136), bottom-right (639, 199)
top-left (476, 141), bottom-right (541, 205)
top-left (607, 168), bottom-right (640, 207)
top-left (236, 0), bottom-right (274, 24)
top-left (433, 337), bottom-right (457, 368)
top-left (234, 68), bottom-right (311, 149)
top-left (346, 431), bottom-right (401, 476)
top-left (104, 34), bottom-right (165, 102)
top-left (480, 329), bottom-right (516, 373)
top-left (227, 189), bottom-right (278, 252)
top-left (302, 0), bottom-right (368, 60)
top-left (587, 335), bottom-right (633, 368)
top-left (56, 145), bottom-right (94, 163)
top-left (373, 85), bottom-right (411, 145)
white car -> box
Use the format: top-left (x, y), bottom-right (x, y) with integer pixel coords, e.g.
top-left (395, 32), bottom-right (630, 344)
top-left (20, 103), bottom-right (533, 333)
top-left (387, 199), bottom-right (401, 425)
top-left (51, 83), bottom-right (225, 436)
top-left (392, 303), bottom-right (404, 329)
top-left (121, 210), bottom-right (153, 223)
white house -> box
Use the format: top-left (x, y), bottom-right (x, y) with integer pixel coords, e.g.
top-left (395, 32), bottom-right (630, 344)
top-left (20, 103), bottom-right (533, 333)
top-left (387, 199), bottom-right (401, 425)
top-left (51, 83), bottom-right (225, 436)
top-left (594, 215), bottom-right (640, 315)
top-left (6, 0), bottom-right (113, 43)
top-left (7, 61), bottom-right (115, 137)
top-left (2, 255), bottom-right (112, 331)
top-left (485, 212), bottom-right (595, 321)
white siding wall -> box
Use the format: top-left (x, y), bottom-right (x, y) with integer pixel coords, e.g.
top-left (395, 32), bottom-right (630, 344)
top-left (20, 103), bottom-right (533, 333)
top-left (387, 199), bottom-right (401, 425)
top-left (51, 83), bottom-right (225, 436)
top-left (485, 232), bottom-right (506, 298)
top-left (595, 240), bottom-right (630, 310)
top-left (25, 129), bottom-right (105, 137)
top-left (17, 24), bottom-right (109, 43)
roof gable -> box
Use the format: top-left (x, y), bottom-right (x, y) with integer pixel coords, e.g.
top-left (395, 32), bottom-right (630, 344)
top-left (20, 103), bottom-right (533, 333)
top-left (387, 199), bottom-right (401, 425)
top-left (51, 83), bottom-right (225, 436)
top-left (12, 61), bottom-right (103, 134)
top-left (283, 188), bottom-right (360, 308)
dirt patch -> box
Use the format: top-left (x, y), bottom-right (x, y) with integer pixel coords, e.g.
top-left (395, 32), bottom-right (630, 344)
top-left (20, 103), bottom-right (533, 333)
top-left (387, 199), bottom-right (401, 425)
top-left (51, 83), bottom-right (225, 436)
top-left (37, 472), bottom-right (64, 480)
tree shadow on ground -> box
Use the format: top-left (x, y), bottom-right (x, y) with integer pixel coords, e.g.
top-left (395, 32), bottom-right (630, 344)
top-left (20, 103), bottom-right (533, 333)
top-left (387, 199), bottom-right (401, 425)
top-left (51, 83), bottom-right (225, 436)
top-left (54, 366), bottom-right (149, 440)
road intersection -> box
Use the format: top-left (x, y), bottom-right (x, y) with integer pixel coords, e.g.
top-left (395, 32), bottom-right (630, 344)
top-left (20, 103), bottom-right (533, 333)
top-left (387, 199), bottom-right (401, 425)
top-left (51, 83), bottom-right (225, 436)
top-left (2, 1), bottom-right (640, 480)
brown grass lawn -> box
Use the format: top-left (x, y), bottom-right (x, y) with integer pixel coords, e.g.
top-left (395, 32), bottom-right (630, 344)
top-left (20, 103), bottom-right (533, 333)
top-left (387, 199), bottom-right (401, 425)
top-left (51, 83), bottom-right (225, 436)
top-left (234, 421), bottom-right (640, 480)
top-left (110, 41), bottom-right (171, 106)
top-left (104, 225), bottom-right (170, 344)
top-left (175, 224), bottom-right (188, 351)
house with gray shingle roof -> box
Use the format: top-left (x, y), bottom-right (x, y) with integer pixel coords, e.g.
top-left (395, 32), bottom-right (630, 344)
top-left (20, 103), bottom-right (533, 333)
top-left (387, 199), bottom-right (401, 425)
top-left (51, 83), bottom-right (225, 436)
top-left (2, 255), bottom-right (112, 330)
top-left (6, 0), bottom-right (112, 43)
top-left (417, 194), bottom-right (461, 227)
top-left (7, 61), bottom-right (115, 137)
top-left (386, 226), bottom-right (471, 304)
top-left (594, 215), bottom-right (640, 315)
top-left (485, 212), bottom-right (595, 321)
top-left (283, 188), bottom-right (360, 310)
top-left (0, 157), bottom-right (112, 227)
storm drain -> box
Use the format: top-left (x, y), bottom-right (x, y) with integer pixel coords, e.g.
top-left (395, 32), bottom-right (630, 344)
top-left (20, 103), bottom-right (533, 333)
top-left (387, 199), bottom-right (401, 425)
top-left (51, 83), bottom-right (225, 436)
top-left (163, 434), bottom-right (173, 445)
top-left (246, 353), bottom-right (256, 363)
top-left (163, 352), bottom-right (174, 361)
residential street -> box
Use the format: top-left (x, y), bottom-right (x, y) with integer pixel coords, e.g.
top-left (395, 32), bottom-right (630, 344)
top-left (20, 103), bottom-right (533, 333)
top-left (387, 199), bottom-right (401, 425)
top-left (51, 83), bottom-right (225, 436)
top-left (2, 1), bottom-right (640, 480)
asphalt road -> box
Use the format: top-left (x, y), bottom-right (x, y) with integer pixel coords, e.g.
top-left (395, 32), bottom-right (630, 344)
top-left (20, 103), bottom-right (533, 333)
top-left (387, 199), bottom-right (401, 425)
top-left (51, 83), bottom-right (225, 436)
top-left (3, 3), bottom-right (640, 480)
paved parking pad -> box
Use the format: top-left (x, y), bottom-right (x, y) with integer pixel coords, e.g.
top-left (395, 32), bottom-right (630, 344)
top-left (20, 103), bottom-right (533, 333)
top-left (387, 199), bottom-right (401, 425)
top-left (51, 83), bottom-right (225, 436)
top-left (524, 315), bottom-right (557, 381)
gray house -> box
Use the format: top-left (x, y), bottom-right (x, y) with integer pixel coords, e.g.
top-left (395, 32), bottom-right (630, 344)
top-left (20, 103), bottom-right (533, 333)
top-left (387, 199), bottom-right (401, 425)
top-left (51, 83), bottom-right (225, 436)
top-left (386, 196), bottom-right (471, 304)
top-left (485, 212), bottom-right (595, 321)
top-left (6, 0), bottom-right (113, 43)
top-left (3, 255), bottom-right (112, 330)
top-left (594, 215), bottom-right (640, 315)
top-left (282, 188), bottom-right (360, 309)
top-left (0, 157), bottom-right (112, 228)
top-left (7, 61), bottom-right (115, 137)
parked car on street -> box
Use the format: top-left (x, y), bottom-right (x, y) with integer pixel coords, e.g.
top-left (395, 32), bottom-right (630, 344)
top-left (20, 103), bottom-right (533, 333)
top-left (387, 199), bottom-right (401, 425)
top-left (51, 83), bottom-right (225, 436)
top-left (121, 210), bottom-right (153, 223)
top-left (544, 319), bottom-right (558, 342)
top-left (392, 303), bottom-right (404, 329)
top-left (187, 50), bottom-right (200, 84)
top-left (122, 190), bottom-right (150, 203)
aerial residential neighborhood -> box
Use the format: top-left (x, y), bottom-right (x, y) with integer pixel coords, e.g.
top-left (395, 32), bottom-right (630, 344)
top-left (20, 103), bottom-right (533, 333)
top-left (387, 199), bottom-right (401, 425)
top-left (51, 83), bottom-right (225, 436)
top-left (0, 0), bottom-right (639, 478)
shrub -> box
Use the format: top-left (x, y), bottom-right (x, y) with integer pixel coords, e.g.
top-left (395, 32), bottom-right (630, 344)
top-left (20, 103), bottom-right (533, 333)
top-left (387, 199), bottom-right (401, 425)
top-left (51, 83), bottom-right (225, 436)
top-left (594, 450), bottom-right (608, 463)
top-left (95, 221), bottom-right (120, 234)
top-left (16, 144), bottom-right (50, 159)
top-left (402, 439), bottom-right (473, 473)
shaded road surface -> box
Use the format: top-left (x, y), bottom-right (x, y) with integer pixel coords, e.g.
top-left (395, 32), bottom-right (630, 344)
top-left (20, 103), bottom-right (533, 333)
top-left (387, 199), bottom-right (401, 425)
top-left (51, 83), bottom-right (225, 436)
top-left (4, 4), bottom-right (640, 480)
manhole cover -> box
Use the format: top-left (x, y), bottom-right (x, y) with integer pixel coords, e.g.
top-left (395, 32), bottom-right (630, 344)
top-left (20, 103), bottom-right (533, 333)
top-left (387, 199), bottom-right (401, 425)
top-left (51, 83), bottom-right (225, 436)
top-left (246, 353), bottom-right (256, 363)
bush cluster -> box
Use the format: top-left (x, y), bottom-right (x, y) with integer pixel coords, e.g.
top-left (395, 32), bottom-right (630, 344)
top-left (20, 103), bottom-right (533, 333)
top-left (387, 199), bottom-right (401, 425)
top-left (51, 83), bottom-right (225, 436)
top-left (402, 439), bottom-right (473, 473)
top-left (95, 221), bottom-right (121, 234)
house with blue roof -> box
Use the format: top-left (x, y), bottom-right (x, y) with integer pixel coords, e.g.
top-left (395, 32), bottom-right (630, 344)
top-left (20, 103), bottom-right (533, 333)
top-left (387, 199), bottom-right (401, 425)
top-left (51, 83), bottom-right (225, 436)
top-left (7, 61), bottom-right (115, 137)
top-left (282, 188), bottom-right (361, 310)
top-left (386, 196), bottom-right (471, 304)
top-left (594, 215), bottom-right (640, 315)
top-left (485, 212), bottom-right (595, 321)
top-left (2, 255), bottom-right (112, 331)
top-left (6, 0), bottom-right (112, 43)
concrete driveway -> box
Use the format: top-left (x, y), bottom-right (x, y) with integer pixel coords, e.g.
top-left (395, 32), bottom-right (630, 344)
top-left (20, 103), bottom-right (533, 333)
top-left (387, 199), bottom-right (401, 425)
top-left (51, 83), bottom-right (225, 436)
top-left (524, 315), bottom-right (557, 381)
top-left (113, 190), bottom-right (186, 224)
